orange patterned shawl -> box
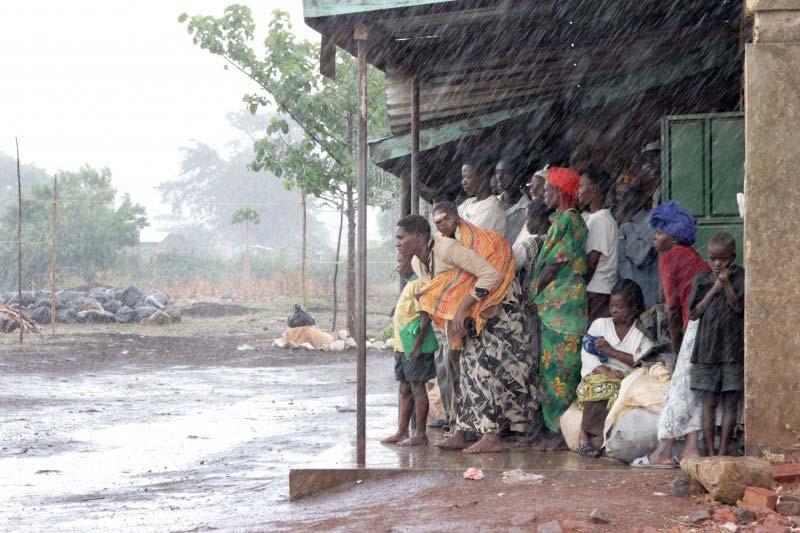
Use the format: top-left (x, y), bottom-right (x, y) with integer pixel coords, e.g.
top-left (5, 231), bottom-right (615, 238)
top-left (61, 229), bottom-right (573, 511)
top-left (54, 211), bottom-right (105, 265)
top-left (418, 220), bottom-right (515, 346)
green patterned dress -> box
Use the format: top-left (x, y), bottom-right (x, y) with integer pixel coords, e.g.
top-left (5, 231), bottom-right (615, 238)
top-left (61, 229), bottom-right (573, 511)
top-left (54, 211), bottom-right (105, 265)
top-left (530, 209), bottom-right (589, 432)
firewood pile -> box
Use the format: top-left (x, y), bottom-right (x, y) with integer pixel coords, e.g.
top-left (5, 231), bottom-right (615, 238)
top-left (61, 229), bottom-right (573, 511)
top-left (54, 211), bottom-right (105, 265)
top-left (0, 304), bottom-right (39, 334)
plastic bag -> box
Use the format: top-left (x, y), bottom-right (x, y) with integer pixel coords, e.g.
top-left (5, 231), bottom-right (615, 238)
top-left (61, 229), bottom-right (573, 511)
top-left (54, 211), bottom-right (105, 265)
top-left (398, 317), bottom-right (439, 359)
top-left (287, 304), bottom-right (315, 328)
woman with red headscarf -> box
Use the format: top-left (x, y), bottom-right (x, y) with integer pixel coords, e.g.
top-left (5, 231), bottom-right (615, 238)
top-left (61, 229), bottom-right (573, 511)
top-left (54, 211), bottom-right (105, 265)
top-left (529, 167), bottom-right (589, 450)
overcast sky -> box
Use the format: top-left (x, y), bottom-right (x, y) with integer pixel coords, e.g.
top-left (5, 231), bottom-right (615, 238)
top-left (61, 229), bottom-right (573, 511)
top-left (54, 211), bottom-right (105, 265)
top-left (0, 1), bottom-right (322, 238)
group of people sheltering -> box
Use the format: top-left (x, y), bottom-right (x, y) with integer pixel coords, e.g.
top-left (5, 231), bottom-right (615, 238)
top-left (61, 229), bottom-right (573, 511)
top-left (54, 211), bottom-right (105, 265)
top-left (384, 155), bottom-right (744, 465)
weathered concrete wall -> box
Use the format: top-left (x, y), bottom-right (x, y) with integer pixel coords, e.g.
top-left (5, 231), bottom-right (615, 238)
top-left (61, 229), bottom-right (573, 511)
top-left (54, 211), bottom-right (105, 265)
top-left (744, 0), bottom-right (800, 454)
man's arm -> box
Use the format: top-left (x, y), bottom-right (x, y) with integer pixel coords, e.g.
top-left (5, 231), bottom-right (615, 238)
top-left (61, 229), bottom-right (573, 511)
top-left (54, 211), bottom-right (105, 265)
top-left (585, 250), bottom-right (601, 283)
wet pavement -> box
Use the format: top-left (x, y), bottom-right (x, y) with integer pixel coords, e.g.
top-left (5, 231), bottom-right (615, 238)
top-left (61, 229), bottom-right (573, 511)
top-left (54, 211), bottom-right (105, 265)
top-left (0, 338), bottom-right (629, 531)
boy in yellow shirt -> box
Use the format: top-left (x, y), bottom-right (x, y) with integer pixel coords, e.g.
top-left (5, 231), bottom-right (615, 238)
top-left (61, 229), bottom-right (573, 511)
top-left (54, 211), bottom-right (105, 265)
top-left (381, 254), bottom-right (438, 446)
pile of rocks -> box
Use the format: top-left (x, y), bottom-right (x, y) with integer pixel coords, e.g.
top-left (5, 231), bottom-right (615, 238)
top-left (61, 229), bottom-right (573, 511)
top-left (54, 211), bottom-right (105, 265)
top-left (0, 286), bottom-right (180, 327)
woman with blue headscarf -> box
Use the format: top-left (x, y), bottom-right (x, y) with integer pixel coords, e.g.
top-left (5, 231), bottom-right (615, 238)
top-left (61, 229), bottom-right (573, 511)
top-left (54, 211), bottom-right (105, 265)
top-left (632, 200), bottom-right (710, 468)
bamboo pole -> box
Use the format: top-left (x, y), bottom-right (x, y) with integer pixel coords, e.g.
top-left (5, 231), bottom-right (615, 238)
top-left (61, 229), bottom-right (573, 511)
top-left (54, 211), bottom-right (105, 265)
top-left (50, 173), bottom-right (57, 334)
top-left (410, 74), bottom-right (420, 215)
top-left (331, 201), bottom-right (344, 332)
top-left (301, 192), bottom-right (307, 309)
top-left (355, 23), bottom-right (369, 468)
top-left (16, 138), bottom-right (23, 344)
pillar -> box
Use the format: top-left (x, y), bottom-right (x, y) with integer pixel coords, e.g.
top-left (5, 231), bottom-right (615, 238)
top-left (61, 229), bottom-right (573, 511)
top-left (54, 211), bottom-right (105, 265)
top-left (744, 0), bottom-right (800, 454)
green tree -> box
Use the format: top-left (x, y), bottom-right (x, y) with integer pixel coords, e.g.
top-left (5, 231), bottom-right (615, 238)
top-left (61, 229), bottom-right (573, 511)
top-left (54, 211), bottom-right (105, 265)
top-left (231, 206), bottom-right (260, 282)
top-left (0, 165), bottom-right (147, 288)
top-left (180, 6), bottom-right (396, 335)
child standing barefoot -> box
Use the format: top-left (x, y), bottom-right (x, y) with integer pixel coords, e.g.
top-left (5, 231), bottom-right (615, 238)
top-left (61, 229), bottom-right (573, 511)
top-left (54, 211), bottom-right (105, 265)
top-left (577, 279), bottom-right (653, 457)
top-left (381, 254), bottom-right (438, 447)
top-left (688, 233), bottom-right (744, 455)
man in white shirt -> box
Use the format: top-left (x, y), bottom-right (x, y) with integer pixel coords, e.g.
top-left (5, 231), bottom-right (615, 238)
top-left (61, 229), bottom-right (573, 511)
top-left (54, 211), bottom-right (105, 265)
top-left (495, 159), bottom-right (529, 243)
top-left (578, 167), bottom-right (619, 322)
top-left (457, 162), bottom-right (506, 236)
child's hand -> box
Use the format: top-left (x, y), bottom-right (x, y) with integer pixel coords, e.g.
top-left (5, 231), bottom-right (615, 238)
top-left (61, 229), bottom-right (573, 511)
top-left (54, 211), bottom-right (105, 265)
top-left (717, 267), bottom-right (731, 286)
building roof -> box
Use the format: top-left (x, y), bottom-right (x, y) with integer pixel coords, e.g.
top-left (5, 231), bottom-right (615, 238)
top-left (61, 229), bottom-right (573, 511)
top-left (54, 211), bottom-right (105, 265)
top-left (304, 0), bottom-right (744, 199)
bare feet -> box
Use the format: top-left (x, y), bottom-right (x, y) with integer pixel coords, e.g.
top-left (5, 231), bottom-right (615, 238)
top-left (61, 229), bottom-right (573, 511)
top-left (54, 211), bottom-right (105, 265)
top-left (435, 431), bottom-right (468, 450)
top-left (464, 433), bottom-right (503, 454)
top-left (381, 433), bottom-right (407, 444)
top-left (400, 434), bottom-right (429, 447)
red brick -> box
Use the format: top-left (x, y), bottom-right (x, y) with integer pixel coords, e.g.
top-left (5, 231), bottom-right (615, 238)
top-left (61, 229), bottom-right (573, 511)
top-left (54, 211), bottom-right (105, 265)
top-left (772, 463), bottom-right (800, 483)
top-left (742, 486), bottom-right (779, 510)
top-left (713, 507), bottom-right (737, 524)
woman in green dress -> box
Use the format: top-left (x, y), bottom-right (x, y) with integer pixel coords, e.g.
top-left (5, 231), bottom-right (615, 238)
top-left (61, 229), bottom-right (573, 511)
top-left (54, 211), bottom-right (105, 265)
top-left (529, 167), bottom-right (589, 450)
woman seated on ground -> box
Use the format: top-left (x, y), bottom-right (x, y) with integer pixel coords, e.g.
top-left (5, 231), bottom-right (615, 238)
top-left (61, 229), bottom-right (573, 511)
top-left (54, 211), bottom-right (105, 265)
top-left (577, 279), bottom-right (653, 457)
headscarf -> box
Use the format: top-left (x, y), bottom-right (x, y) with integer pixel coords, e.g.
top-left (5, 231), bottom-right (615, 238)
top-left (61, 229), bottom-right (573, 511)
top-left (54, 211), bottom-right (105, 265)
top-left (648, 200), bottom-right (697, 246)
top-left (547, 167), bottom-right (581, 211)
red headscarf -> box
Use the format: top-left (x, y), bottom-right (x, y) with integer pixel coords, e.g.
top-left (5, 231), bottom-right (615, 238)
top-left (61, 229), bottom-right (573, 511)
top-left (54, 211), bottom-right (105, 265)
top-left (547, 167), bottom-right (581, 211)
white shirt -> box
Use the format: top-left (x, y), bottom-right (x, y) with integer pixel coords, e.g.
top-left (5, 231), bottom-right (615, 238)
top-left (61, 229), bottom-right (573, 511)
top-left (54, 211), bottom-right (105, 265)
top-left (458, 195), bottom-right (506, 236)
top-left (583, 208), bottom-right (619, 294)
top-left (580, 318), bottom-right (654, 377)
top-left (512, 226), bottom-right (532, 270)
top-left (500, 193), bottom-right (529, 243)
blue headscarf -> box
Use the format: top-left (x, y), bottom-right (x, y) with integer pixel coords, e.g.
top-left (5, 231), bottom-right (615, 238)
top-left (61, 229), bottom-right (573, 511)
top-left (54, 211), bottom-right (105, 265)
top-left (648, 200), bottom-right (697, 246)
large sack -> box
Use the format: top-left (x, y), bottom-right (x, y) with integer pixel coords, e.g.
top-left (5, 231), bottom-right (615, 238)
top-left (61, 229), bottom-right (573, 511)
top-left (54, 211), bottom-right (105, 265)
top-left (603, 362), bottom-right (670, 441)
top-left (559, 402), bottom-right (584, 452)
top-left (287, 304), bottom-right (315, 328)
top-left (280, 325), bottom-right (334, 349)
top-left (604, 408), bottom-right (660, 464)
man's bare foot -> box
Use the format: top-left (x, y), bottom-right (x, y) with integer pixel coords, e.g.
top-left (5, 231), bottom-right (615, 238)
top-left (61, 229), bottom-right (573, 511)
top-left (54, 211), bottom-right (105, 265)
top-left (435, 431), bottom-right (468, 450)
top-left (646, 451), bottom-right (674, 465)
top-left (381, 433), bottom-right (407, 444)
top-left (464, 433), bottom-right (503, 454)
top-left (400, 434), bottom-right (429, 447)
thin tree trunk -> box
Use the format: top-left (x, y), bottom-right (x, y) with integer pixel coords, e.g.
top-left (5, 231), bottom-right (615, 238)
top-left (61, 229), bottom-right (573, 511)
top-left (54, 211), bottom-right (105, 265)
top-left (50, 173), bottom-right (57, 334)
top-left (331, 200), bottom-right (344, 332)
top-left (346, 180), bottom-right (356, 337)
top-left (243, 220), bottom-right (250, 286)
top-left (301, 192), bottom-right (307, 308)
top-left (16, 138), bottom-right (23, 344)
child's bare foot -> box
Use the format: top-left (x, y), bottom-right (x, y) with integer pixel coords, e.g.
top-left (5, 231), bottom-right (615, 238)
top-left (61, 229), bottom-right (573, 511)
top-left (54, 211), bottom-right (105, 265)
top-left (435, 431), bottom-right (467, 450)
top-left (464, 433), bottom-right (503, 454)
top-left (381, 433), bottom-right (407, 444)
top-left (400, 434), bottom-right (428, 447)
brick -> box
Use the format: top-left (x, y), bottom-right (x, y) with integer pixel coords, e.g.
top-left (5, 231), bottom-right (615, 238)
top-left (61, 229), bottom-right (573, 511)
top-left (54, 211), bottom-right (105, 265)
top-left (537, 520), bottom-right (563, 533)
top-left (713, 507), bottom-right (737, 524)
top-left (772, 463), bottom-right (800, 483)
top-left (776, 498), bottom-right (800, 516)
top-left (742, 486), bottom-right (779, 510)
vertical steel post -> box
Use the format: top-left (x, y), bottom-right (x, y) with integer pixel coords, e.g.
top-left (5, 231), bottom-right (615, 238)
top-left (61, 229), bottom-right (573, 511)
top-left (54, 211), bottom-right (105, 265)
top-left (50, 173), bottom-right (57, 334)
top-left (16, 138), bottom-right (23, 344)
top-left (410, 74), bottom-right (420, 215)
top-left (355, 23), bottom-right (369, 468)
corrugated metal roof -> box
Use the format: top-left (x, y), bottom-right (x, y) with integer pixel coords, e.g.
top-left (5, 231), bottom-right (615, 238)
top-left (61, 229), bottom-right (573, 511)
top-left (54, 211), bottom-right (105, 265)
top-left (303, 0), bottom-right (455, 18)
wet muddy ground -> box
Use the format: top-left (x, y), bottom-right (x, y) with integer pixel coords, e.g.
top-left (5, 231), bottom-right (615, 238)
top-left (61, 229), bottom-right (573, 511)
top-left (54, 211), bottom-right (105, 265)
top-left (0, 301), bottom-right (708, 531)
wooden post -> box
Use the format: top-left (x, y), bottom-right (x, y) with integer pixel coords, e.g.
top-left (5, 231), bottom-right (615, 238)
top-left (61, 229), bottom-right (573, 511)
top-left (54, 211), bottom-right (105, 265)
top-left (355, 22), bottom-right (369, 468)
top-left (16, 138), bottom-right (23, 344)
top-left (410, 74), bottom-right (420, 215)
top-left (301, 192), bottom-right (307, 308)
top-left (50, 173), bottom-right (57, 334)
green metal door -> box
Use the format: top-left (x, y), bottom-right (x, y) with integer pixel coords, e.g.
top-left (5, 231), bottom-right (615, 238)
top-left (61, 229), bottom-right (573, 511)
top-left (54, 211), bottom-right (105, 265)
top-left (661, 112), bottom-right (745, 265)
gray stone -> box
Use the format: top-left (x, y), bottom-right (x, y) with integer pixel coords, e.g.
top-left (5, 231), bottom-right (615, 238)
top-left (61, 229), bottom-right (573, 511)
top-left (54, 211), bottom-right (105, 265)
top-left (142, 310), bottom-right (171, 326)
top-left (88, 288), bottom-right (114, 303)
top-left (102, 299), bottom-right (122, 314)
top-left (134, 305), bottom-right (158, 321)
top-left (56, 308), bottom-right (78, 324)
top-left (76, 310), bottom-right (115, 324)
top-left (681, 456), bottom-right (774, 505)
top-left (7, 291), bottom-right (35, 307)
top-left (75, 297), bottom-right (103, 312)
top-left (589, 509), bottom-right (610, 524)
top-left (120, 286), bottom-right (143, 308)
top-left (603, 408), bottom-right (660, 464)
top-left (734, 507), bottom-right (754, 525)
top-left (145, 291), bottom-right (169, 309)
top-left (114, 306), bottom-right (134, 323)
top-left (777, 498), bottom-right (800, 516)
top-left (671, 475), bottom-right (691, 498)
top-left (56, 290), bottom-right (84, 308)
top-left (30, 306), bottom-right (51, 325)
top-left (688, 509), bottom-right (711, 526)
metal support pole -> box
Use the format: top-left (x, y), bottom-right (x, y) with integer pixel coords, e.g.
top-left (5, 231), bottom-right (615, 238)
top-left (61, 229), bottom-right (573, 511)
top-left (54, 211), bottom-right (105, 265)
top-left (355, 23), bottom-right (369, 468)
top-left (50, 173), bottom-right (57, 334)
top-left (410, 75), bottom-right (420, 215)
top-left (16, 138), bottom-right (23, 344)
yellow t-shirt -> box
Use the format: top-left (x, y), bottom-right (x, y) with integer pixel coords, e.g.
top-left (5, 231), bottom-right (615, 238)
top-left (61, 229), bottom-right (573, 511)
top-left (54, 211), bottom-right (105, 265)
top-left (393, 277), bottom-right (422, 352)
